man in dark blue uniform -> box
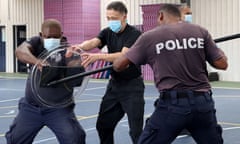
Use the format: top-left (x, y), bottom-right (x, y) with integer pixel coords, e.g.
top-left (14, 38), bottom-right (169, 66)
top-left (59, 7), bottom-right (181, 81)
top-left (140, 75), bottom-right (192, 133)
top-left (113, 4), bottom-right (227, 144)
top-left (5, 19), bottom-right (86, 144)
top-left (67, 1), bottom-right (145, 144)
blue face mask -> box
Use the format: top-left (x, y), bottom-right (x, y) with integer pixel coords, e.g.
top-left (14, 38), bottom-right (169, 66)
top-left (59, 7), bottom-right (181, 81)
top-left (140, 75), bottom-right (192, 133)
top-left (108, 20), bottom-right (122, 33)
top-left (185, 14), bottom-right (192, 23)
top-left (43, 38), bottom-right (60, 51)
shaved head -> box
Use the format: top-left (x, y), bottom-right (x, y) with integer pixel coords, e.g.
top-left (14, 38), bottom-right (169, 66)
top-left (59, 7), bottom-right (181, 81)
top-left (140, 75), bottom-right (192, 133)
top-left (159, 4), bottom-right (181, 18)
top-left (41, 19), bottom-right (62, 32)
top-left (40, 19), bottom-right (62, 39)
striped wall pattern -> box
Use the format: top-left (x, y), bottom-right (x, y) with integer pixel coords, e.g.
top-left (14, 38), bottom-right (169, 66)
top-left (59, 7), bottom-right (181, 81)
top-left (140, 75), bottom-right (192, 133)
top-left (0, 0), bottom-right (43, 72)
top-left (44, 0), bottom-right (100, 44)
top-left (192, 0), bottom-right (240, 81)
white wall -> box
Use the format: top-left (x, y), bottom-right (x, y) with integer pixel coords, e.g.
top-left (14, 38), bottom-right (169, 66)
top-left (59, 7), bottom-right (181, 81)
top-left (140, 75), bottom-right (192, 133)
top-left (192, 0), bottom-right (240, 81)
top-left (0, 0), bottom-right (43, 72)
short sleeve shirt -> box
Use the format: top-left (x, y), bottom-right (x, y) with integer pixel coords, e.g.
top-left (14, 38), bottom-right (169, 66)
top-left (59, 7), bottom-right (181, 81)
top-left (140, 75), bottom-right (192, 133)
top-left (126, 22), bottom-right (222, 91)
top-left (97, 24), bottom-right (142, 80)
top-left (26, 36), bottom-right (45, 58)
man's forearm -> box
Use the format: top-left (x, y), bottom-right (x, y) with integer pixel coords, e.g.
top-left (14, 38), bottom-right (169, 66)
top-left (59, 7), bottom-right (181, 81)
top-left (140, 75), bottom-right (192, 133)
top-left (16, 50), bottom-right (38, 65)
top-left (15, 43), bottom-right (39, 65)
top-left (78, 38), bottom-right (101, 51)
top-left (98, 52), bottom-right (123, 62)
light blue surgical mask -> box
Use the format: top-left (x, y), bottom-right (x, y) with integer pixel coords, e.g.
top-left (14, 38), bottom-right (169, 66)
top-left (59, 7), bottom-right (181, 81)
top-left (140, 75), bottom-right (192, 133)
top-left (108, 20), bottom-right (122, 33)
top-left (43, 38), bottom-right (60, 51)
top-left (185, 14), bottom-right (192, 23)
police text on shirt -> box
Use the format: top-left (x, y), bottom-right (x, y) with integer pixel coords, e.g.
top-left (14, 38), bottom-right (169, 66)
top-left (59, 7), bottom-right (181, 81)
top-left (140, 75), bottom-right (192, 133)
top-left (156, 38), bottom-right (204, 54)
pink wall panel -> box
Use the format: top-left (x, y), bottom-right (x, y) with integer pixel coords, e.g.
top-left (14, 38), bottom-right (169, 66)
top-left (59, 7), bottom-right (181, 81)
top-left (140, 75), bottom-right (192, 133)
top-left (44, 0), bottom-right (63, 22)
top-left (141, 4), bottom-right (181, 81)
top-left (141, 4), bottom-right (164, 32)
top-left (44, 0), bottom-right (100, 44)
top-left (141, 65), bottom-right (154, 81)
top-left (44, 0), bottom-right (106, 79)
top-left (140, 4), bottom-right (165, 81)
top-left (43, 1), bottom-right (158, 80)
top-left (63, 0), bottom-right (84, 44)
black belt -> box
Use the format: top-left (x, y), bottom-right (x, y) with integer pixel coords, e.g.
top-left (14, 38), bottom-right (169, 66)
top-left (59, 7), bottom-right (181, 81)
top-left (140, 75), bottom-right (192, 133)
top-left (159, 90), bottom-right (211, 100)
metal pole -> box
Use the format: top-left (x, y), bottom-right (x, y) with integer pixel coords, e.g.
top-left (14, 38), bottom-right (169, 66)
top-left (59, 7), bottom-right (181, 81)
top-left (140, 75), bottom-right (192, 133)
top-left (46, 33), bottom-right (240, 86)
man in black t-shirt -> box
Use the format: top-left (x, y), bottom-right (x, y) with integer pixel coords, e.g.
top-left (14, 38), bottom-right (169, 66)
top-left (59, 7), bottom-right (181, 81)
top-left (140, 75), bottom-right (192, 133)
top-left (113, 4), bottom-right (227, 144)
top-left (67, 1), bottom-right (144, 144)
top-left (5, 19), bottom-right (86, 144)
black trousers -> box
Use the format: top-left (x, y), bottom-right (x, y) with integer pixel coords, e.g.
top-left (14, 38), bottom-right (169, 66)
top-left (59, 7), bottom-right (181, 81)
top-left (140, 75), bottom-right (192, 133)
top-left (96, 77), bottom-right (145, 144)
top-left (5, 98), bottom-right (86, 144)
top-left (138, 90), bottom-right (223, 144)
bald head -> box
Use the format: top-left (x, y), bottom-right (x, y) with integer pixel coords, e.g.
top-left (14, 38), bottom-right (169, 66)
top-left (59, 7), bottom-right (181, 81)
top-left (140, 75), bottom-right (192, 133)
top-left (160, 4), bottom-right (181, 18)
top-left (41, 19), bottom-right (61, 32)
top-left (40, 19), bottom-right (62, 39)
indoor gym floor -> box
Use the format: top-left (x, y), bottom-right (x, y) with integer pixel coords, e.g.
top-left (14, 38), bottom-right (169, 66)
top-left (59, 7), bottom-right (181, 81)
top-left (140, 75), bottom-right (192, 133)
top-left (0, 74), bottom-right (240, 144)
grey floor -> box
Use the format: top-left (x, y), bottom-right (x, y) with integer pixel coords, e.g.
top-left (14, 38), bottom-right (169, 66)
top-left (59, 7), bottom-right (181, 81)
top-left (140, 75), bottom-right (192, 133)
top-left (0, 77), bottom-right (240, 144)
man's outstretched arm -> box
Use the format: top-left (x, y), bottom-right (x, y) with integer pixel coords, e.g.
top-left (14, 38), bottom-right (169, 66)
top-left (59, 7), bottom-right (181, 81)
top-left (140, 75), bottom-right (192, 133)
top-left (212, 49), bottom-right (228, 70)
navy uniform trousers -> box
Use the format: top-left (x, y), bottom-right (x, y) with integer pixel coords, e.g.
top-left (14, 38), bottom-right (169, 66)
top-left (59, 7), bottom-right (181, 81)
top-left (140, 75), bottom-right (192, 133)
top-left (5, 98), bottom-right (86, 144)
top-left (138, 90), bottom-right (223, 144)
top-left (96, 77), bottom-right (145, 144)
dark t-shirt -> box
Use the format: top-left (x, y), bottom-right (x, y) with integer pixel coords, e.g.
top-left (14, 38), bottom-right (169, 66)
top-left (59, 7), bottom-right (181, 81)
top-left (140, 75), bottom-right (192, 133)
top-left (27, 36), bottom-right (46, 58)
top-left (126, 22), bottom-right (223, 91)
top-left (24, 36), bottom-right (74, 106)
top-left (97, 24), bottom-right (142, 80)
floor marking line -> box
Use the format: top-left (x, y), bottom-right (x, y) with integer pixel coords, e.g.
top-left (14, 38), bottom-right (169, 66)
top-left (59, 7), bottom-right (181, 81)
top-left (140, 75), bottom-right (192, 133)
top-left (0, 106), bottom-right (17, 109)
top-left (75, 99), bottom-right (101, 103)
top-left (0, 88), bottom-right (23, 91)
top-left (0, 98), bottom-right (20, 103)
top-left (223, 127), bottom-right (240, 130)
top-left (81, 93), bottom-right (102, 97)
top-left (219, 122), bottom-right (240, 127)
top-left (85, 87), bottom-right (106, 90)
top-left (33, 137), bottom-right (57, 144)
top-left (0, 115), bottom-right (16, 118)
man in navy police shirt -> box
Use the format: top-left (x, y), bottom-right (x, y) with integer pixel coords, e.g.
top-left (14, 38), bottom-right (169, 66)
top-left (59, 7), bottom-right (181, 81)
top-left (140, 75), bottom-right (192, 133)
top-left (113, 4), bottom-right (227, 144)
